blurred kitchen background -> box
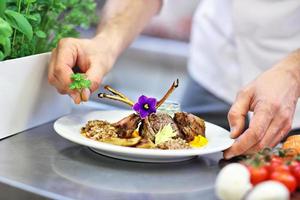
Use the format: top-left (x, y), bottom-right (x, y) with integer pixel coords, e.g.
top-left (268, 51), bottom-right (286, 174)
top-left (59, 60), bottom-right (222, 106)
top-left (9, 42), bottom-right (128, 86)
top-left (79, 0), bottom-right (199, 109)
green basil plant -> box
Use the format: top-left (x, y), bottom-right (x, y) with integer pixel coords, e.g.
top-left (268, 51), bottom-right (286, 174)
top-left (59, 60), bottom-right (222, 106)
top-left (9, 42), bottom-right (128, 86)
top-left (0, 0), bottom-right (97, 61)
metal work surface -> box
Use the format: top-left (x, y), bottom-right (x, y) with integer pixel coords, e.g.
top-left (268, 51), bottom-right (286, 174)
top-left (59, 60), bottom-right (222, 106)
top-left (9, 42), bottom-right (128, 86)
top-left (0, 118), bottom-right (223, 200)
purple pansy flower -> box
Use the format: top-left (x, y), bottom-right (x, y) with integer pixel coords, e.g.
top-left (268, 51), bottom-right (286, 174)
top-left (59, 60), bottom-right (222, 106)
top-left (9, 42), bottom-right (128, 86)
top-left (133, 95), bottom-right (157, 119)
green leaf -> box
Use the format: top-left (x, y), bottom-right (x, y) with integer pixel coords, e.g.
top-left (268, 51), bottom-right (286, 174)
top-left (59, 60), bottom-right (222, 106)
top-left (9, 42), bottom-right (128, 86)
top-left (0, 37), bottom-right (11, 56)
top-left (25, 13), bottom-right (41, 24)
top-left (69, 84), bottom-right (76, 90)
top-left (155, 124), bottom-right (176, 145)
top-left (4, 10), bottom-right (33, 40)
top-left (35, 30), bottom-right (46, 38)
top-left (24, 0), bottom-right (36, 5)
top-left (69, 73), bottom-right (91, 91)
top-left (0, 51), bottom-right (4, 61)
top-left (71, 73), bottom-right (82, 81)
top-left (82, 79), bottom-right (91, 88)
top-left (0, 0), bottom-right (5, 17)
top-left (0, 17), bottom-right (12, 37)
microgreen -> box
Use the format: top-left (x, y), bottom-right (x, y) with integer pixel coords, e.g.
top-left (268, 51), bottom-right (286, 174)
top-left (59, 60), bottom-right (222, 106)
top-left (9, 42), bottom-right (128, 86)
top-left (155, 124), bottom-right (176, 145)
top-left (69, 73), bottom-right (91, 91)
top-left (0, 0), bottom-right (97, 61)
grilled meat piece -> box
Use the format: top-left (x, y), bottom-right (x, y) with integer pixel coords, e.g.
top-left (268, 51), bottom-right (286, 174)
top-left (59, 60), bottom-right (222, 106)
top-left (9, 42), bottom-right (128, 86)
top-left (82, 113), bottom-right (141, 140)
top-left (139, 112), bottom-right (183, 142)
top-left (173, 112), bottom-right (205, 142)
top-left (113, 113), bottom-right (141, 138)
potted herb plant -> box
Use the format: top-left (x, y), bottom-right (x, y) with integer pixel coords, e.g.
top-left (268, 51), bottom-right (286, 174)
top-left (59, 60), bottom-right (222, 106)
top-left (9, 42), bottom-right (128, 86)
top-left (0, 0), bottom-right (97, 138)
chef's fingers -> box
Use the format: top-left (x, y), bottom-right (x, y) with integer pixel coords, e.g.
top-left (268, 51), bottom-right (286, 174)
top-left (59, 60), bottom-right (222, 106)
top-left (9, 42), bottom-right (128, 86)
top-left (53, 38), bottom-right (78, 90)
top-left (255, 109), bottom-right (293, 150)
top-left (269, 126), bottom-right (291, 148)
top-left (81, 61), bottom-right (105, 101)
top-left (227, 87), bottom-right (252, 139)
top-left (224, 104), bottom-right (273, 159)
top-left (48, 45), bottom-right (80, 103)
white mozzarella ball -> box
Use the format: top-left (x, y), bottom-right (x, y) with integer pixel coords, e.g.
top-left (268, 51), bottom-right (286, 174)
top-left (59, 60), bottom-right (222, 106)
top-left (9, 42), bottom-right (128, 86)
top-left (215, 163), bottom-right (252, 200)
top-left (246, 181), bottom-right (289, 200)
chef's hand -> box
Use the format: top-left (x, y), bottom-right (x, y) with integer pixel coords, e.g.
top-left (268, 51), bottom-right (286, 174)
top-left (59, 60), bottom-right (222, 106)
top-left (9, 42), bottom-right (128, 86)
top-left (48, 0), bottom-right (161, 104)
top-left (48, 37), bottom-right (115, 104)
top-left (224, 50), bottom-right (300, 159)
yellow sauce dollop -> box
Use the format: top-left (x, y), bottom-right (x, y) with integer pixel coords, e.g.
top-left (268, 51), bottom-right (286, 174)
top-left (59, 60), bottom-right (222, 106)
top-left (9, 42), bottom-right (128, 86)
top-left (189, 135), bottom-right (208, 148)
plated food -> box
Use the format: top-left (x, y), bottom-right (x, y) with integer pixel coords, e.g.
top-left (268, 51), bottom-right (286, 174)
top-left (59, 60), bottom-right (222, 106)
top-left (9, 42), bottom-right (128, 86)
top-left (54, 110), bottom-right (233, 162)
top-left (81, 79), bottom-right (208, 150)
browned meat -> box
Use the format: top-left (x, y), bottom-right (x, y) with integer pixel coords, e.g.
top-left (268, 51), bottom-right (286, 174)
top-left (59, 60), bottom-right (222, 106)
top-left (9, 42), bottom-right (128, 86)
top-left (81, 113), bottom-right (141, 140)
top-left (173, 112), bottom-right (205, 142)
top-left (139, 112), bottom-right (183, 142)
top-left (113, 113), bottom-right (141, 138)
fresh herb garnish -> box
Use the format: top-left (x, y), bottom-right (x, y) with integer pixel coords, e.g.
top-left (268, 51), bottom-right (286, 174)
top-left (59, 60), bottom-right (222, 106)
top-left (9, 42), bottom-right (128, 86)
top-left (69, 73), bottom-right (91, 91)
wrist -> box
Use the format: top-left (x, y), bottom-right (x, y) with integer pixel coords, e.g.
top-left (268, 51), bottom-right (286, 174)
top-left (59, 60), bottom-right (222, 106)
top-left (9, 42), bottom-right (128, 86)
top-left (280, 49), bottom-right (300, 97)
top-left (92, 30), bottom-right (123, 61)
top-left (290, 49), bottom-right (300, 95)
top-left (90, 33), bottom-right (121, 72)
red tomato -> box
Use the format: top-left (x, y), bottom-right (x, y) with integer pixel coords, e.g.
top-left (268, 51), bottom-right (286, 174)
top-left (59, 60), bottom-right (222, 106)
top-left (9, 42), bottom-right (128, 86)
top-left (290, 161), bottom-right (300, 188)
top-left (247, 165), bottom-right (269, 185)
top-left (271, 156), bottom-right (284, 164)
top-left (274, 164), bottom-right (290, 173)
top-left (271, 171), bottom-right (297, 193)
top-left (268, 156), bottom-right (285, 173)
top-left (289, 161), bottom-right (300, 172)
top-left (264, 162), bottom-right (272, 173)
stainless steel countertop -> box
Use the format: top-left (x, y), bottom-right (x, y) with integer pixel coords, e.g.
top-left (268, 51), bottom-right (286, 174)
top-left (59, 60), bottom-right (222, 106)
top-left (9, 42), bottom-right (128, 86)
top-left (0, 106), bottom-right (223, 200)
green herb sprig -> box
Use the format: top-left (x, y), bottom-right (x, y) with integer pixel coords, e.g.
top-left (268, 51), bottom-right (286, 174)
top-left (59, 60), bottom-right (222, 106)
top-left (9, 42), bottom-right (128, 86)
top-left (69, 73), bottom-right (91, 91)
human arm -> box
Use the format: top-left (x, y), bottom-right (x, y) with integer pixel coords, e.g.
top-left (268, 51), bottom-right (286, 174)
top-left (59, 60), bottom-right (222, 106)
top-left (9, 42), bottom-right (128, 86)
top-left (224, 49), bottom-right (300, 159)
top-left (48, 0), bottom-right (162, 103)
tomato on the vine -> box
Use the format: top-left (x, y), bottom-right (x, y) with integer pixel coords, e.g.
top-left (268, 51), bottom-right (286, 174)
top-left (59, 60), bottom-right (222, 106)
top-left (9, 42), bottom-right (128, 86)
top-left (247, 165), bottom-right (269, 185)
top-left (267, 156), bottom-right (286, 173)
top-left (270, 171), bottom-right (297, 193)
top-left (271, 155), bottom-right (284, 164)
top-left (264, 162), bottom-right (272, 172)
top-left (273, 164), bottom-right (290, 173)
top-left (289, 161), bottom-right (300, 188)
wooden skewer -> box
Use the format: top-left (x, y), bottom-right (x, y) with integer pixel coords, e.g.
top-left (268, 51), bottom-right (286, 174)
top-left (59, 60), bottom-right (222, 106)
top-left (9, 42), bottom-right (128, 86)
top-left (104, 85), bottom-right (134, 105)
top-left (98, 93), bottom-right (134, 107)
top-left (156, 79), bottom-right (179, 108)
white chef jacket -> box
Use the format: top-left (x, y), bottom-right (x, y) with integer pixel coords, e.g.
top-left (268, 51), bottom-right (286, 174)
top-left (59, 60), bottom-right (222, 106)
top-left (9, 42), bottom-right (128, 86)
top-left (188, 0), bottom-right (300, 128)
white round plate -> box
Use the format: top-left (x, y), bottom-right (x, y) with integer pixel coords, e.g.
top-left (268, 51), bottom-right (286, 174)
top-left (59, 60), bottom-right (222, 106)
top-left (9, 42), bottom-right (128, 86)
top-left (54, 110), bottom-right (234, 163)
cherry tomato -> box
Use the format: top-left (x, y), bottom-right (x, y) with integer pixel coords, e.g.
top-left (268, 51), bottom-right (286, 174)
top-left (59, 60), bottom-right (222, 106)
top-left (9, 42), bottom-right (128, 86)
top-left (264, 162), bottom-right (272, 172)
top-left (289, 161), bottom-right (300, 188)
top-left (289, 161), bottom-right (300, 172)
top-left (271, 155), bottom-right (284, 164)
top-left (274, 164), bottom-right (290, 173)
top-left (268, 156), bottom-right (285, 173)
top-left (247, 165), bottom-right (269, 185)
top-left (270, 171), bottom-right (297, 193)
